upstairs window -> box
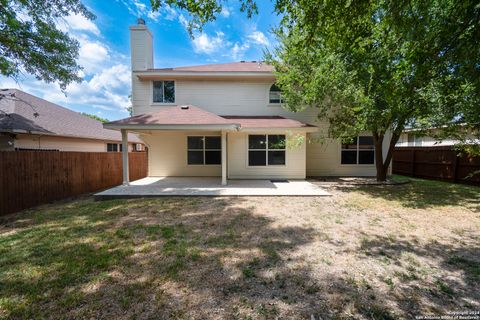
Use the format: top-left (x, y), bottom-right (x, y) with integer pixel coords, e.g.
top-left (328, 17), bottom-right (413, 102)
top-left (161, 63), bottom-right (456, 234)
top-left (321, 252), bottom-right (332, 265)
top-left (341, 136), bottom-right (375, 164)
top-left (153, 80), bottom-right (175, 103)
top-left (248, 135), bottom-right (286, 166)
top-left (187, 136), bottom-right (221, 165)
top-left (269, 84), bottom-right (284, 104)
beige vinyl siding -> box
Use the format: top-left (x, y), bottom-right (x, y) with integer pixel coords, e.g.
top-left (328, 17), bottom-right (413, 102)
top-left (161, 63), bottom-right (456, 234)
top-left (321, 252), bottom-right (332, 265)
top-left (13, 134), bottom-right (136, 152)
top-left (228, 131), bottom-right (306, 179)
top-left (132, 78), bottom-right (393, 177)
top-left (139, 131), bottom-right (221, 177)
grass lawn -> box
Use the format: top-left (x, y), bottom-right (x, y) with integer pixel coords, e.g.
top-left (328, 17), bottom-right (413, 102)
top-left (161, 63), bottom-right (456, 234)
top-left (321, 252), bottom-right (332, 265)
top-left (0, 176), bottom-right (479, 319)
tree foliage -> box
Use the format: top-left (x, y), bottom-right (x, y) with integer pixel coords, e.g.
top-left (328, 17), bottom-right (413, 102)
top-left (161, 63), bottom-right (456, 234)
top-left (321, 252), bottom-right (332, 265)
top-left (0, 0), bottom-right (95, 90)
top-left (265, 0), bottom-right (480, 180)
top-left (150, 0), bottom-right (258, 34)
top-left (149, 0), bottom-right (479, 180)
top-left (80, 112), bottom-right (109, 123)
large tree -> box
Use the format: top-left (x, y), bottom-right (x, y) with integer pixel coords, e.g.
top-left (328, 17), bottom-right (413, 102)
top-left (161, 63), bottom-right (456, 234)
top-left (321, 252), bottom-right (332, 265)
top-left (0, 0), bottom-right (94, 90)
top-left (265, 0), bottom-right (480, 180)
top-left (148, 1), bottom-right (479, 181)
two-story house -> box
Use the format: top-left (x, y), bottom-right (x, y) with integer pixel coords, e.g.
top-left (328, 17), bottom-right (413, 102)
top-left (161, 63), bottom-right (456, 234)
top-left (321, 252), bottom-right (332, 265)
top-left (105, 20), bottom-right (392, 185)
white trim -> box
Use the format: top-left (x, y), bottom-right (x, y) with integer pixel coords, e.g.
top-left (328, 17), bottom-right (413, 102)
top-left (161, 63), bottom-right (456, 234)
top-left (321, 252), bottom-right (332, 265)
top-left (221, 131), bottom-right (227, 185)
top-left (246, 134), bottom-right (287, 168)
top-left (104, 124), bottom-right (240, 131)
top-left (186, 135), bottom-right (222, 166)
top-left (339, 135), bottom-right (376, 166)
top-left (240, 127), bottom-right (318, 133)
top-left (151, 80), bottom-right (176, 105)
top-left (136, 71), bottom-right (275, 80)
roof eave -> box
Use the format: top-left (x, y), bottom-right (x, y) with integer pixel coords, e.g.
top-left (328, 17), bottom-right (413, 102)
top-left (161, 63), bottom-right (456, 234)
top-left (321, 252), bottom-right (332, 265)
top-left (239, 127), bottom-right (318, 133)
top-left (104, 123), bottom-right (240, 131)
top-left (134, 71), bottom-right (275, 80)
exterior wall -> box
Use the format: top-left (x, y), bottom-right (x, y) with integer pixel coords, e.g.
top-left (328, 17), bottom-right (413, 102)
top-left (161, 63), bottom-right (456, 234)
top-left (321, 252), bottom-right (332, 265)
top-left (305, 134), bottom-right (384, 177)
top-left (139, 131), bottom-right (221, 177)
top-left (130, 25), bottom-right (153, 71)
top-left (228, 131), bottom-right (306, 179)
top-left (133, 78), bottom-right (392, 177)
top-left (13, 134), bottom-right (136, 152)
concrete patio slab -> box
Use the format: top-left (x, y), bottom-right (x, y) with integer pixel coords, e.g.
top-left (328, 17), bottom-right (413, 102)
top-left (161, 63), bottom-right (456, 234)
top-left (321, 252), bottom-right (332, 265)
top-left (94, 177), bottom-right (331, 199)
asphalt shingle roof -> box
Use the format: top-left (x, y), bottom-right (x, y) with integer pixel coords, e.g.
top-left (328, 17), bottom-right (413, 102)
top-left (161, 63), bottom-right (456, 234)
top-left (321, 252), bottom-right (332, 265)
top-left (148, 61), bottom-right (274, 73)
top-left (107, 105), bottom-right (315, 129)
top-left (0, 89), bottom-right (142, 143)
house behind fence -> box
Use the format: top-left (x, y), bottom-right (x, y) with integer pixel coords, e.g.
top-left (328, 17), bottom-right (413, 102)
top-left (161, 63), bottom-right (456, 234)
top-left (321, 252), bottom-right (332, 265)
top-left (0, 151), bottom-right (148, 215)
top-left (393, 146), bottom-right (480, 186)
top-left (0, 89), bottom-right (144, 152)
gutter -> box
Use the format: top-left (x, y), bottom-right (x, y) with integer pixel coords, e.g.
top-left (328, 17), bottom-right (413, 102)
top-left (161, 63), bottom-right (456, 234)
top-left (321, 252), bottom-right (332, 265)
top-left (135, 71), bottom-right (275, 80)
top-left (103, 123), bottom-right (241, 131)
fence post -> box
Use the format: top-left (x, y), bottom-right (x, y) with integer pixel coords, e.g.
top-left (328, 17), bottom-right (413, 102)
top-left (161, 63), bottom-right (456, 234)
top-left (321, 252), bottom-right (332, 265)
top-left (411, 148), bottom-right (416, 177)
top-left (452, 151), bottom-right (459, 183)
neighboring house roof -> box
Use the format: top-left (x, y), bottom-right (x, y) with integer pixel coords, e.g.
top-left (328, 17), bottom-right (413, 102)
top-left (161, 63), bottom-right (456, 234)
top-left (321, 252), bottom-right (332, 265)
top-left (0, 89), bottom-right (142, 143)
top-left (105, 105), bottom-right (317, 131)
top-left (150, 61), bottom-right (274, 73)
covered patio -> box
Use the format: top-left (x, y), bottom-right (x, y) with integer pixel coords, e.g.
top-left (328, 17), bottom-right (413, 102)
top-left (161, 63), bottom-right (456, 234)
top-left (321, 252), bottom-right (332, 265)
top-left (104, 105), bottom-right (318, 186)
top-left (94, 177), bottom-right (330, 199)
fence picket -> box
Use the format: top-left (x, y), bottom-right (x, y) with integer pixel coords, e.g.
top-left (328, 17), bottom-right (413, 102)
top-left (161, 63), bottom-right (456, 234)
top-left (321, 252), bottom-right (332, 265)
top-left (0, 151), bottom-right (148, 215)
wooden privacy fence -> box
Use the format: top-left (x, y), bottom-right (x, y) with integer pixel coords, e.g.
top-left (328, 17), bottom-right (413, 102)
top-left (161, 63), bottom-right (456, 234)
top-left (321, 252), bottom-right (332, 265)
top-left (392, 147), bottom-right (480, 186)
top-left (0, 151), bottom-right (148, 215)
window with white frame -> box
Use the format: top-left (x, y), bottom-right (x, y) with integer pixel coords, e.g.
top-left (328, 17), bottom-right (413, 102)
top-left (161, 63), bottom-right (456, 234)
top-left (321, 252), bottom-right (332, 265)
top-left (269, 84), bottom-right (284, 104)
top-left (248, 134), bottom-right (286, 166)
top-left (187, 136), bottom-right (221, 165)
top-left (341, 136), bottom-right (375, 164)
top-left (153, 80), bottom-right (175, 103)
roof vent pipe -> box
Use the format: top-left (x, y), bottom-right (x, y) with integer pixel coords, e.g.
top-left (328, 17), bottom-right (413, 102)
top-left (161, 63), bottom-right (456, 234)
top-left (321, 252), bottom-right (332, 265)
top-left (137, 18), bottom-right (145, 25)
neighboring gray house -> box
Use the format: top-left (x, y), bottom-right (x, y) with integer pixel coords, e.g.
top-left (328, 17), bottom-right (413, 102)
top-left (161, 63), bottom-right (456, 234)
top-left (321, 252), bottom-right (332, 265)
top-left (0, 89), bottom-right (144, 152)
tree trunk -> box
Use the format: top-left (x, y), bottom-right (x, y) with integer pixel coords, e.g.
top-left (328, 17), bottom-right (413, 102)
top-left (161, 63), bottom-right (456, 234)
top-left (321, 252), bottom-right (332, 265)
top-left (373, 131), bottom-right (401, 182)
top-left (373, 132), bottom-right (387, 181)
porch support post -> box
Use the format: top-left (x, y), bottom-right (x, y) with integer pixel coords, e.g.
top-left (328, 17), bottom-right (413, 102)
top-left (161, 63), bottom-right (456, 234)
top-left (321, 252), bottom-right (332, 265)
top-left (121, 129), bottom-right (129, 185)
top-left (221, 130), bottom-right (227, 185)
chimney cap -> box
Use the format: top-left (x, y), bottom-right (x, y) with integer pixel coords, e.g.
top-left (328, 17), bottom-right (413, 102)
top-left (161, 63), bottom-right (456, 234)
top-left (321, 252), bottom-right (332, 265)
top-left (137, 18), bottom-right (146, 25)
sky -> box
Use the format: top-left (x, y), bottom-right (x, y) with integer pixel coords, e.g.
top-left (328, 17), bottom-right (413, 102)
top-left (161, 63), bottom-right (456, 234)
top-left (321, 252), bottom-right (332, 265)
top-left (0, 0), bottom-right (281, 120)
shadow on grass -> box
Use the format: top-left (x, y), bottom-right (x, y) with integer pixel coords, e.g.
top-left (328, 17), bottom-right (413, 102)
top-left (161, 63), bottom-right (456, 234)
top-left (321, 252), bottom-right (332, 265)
top-left (0, 196), bottom-right (477, 318)
top-left (341, 177), bottom-right (480, 210)
top-left (358, 233), bottom-right (480, 316)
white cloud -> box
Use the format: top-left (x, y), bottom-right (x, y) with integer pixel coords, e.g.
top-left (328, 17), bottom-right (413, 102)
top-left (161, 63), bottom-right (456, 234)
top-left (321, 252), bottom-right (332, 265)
top-left (247, 31), bottom-right (270, 46)
top-left (39, 64), bottom-right (131, 114)
top-left (132, 0), bottom-right (147, 13)
top-left (78, 40), bottom-right (110, 73)
top-left (192, 32), bottom-right (227, 54)
top-left (220, 7), bottom-right (230, 17)
top-left (230, 42), bottom-right (250, 60)
top-left (65, 14), bottom-right (100, 35)
top-left (2, 9), bottom-right (131, 118)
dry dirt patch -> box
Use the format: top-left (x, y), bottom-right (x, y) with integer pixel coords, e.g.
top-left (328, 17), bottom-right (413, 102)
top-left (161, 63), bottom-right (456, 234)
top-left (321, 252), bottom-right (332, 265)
top-left (0, 177), bottom-right (478, 319)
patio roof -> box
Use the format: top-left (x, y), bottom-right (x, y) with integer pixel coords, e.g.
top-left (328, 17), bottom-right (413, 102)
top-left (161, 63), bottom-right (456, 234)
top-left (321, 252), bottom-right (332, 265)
top-left (104, 105), bottom-right (239, 130)
top-left (104, 105), bottom-right (317, 132)
top-left (221, 116), bottom-right (316, 130)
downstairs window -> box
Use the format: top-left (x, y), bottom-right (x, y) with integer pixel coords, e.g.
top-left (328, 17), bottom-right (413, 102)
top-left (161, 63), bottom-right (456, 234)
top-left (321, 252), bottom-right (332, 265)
top-left (187, 136), bottom-right (221, 165)
top-left (341, 136), bottom-right (375, 164)
top-left (248, 134), bottom-right (286, 166)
